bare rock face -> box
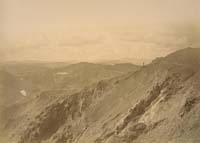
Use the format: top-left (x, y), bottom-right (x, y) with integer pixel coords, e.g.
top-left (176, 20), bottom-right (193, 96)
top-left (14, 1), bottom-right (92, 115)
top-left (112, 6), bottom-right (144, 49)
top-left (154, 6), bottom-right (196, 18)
top-left (1, 48), bottom-right (200, 143)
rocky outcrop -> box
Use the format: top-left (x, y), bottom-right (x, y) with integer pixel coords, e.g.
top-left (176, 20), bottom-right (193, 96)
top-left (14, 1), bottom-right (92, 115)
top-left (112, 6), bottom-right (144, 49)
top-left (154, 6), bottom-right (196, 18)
top-left (16, 80), bottom-right (113, 143)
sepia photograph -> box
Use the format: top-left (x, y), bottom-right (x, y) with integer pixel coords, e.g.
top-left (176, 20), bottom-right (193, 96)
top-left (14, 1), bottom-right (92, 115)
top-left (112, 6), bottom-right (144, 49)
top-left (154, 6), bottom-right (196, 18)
top-left (0, 0), bottom-right (200, 143)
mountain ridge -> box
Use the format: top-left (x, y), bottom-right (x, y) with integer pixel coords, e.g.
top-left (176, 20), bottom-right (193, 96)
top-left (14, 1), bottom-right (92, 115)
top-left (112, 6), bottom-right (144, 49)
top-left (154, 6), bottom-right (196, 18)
top-left (1, 48), bottom-right (200, 143)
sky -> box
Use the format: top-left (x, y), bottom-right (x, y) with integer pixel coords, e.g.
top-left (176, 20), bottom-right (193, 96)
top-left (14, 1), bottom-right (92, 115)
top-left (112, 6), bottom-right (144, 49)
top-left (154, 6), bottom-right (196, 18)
top-left (0, 0), bottom-right (200, 64)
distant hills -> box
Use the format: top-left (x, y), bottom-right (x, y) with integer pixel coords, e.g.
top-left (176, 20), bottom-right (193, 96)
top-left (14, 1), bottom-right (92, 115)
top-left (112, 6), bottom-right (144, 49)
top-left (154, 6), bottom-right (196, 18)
top-left (53, 62), bottom-right (140, 91)
top-left (0, 61), bottom-right (140, 105)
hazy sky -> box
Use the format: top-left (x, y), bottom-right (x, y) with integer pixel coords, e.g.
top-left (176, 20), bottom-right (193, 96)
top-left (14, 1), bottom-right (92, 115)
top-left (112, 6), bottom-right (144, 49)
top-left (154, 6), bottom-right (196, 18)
top-left (1, 0), bottom-right (200, 63)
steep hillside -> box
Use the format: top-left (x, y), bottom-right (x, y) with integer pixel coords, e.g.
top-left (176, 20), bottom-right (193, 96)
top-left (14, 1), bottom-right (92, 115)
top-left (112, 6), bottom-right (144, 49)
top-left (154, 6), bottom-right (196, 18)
top-left (1, 63), bottom-right (55, 96)
top-left (1, 48), bottom-right (200, 143)
top-left (0, 70), bottom-right (23, 106)
top-left (0, 70), bottom-right (26, 134)
top-left (0, 62), bottom-right (139, 142)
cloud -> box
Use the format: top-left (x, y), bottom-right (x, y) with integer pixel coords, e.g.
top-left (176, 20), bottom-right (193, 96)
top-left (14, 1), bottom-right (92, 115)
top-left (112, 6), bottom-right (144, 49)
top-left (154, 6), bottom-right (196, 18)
top-left (1, 22), bottom-right (200, 62)
top-left (114, 23), bottom-right (199, 51)
top-left (57, 36), bottom-right (104, 47)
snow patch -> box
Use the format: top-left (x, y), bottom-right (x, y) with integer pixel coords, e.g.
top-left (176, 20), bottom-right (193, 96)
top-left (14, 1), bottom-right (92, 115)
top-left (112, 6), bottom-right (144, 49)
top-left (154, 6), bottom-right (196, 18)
top-left (56, 72), bottom-right (69, 75)
top-left (20, 90), bottom-right (27, 97)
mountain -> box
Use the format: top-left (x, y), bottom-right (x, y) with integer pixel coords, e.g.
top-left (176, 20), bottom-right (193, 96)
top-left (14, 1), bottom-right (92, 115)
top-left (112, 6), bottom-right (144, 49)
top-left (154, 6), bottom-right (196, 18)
top-left (53, 62), bottom-right (140, 91)
top-left (96, 58), bottom-right (152, 65)
top-left (164, 47), bottom-right (200, 67)
top-left (0, 62), bottom-right (139, 97)
top-left (0, 62), bottom-right (139, 140)
top-left (1, 48), bottom-right (200, 143)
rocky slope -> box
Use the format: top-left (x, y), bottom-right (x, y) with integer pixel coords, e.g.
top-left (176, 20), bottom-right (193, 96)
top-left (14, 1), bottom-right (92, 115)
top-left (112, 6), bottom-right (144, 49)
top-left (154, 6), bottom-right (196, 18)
top-left (0, 62), bottom-right (139, 142)
top-left (1, 48), bottom-right (200, 143)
